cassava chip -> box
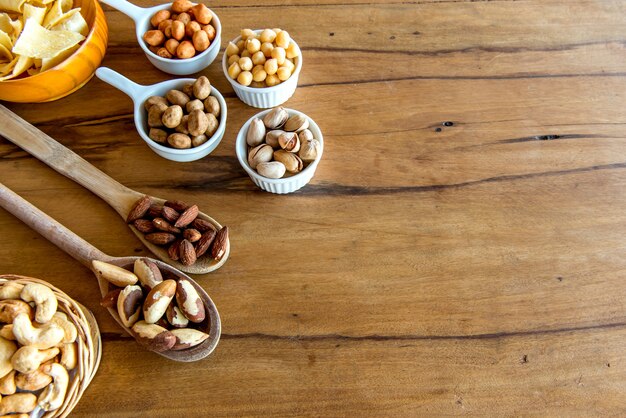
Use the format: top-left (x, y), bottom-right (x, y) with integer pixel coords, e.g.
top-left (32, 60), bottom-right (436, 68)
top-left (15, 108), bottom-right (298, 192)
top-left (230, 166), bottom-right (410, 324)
top-left (0, 42), bottom-right (11, 61)
top-left (0, 0), bottom-right (27, 13)
top-left (51, 8), bottom-right (87, 36)
top-left (40, 42), bottom-right (76, 70)
top-left (13, 18), bottom-right (84, 59)
top-left (22, 3), bottom-right (47, 25)
top-left (0, 29), bottom-right (12, 50)
top-left (42, 0), bottom-right (72, 28)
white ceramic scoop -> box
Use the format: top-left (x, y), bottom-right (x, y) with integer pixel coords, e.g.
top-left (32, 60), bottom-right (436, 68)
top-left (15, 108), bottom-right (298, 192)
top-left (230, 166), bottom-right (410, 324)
top-left (96, 67), bottom-right (227, 162)
top-left (100, 0), bottom-right (221, 75)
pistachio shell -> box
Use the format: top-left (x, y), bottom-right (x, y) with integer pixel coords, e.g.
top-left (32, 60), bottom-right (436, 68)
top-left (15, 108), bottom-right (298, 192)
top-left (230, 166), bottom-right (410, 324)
top-left (246, 118), bottom-right (266, 147)
top-left (257, 161), bottom-right (286, 179)
top-left (299, 129), bottom-right (314, 142)
top-left (278, 132), bottom-right (300, 153)
top-left (283, 114), bottom-right (309, 132)
top-left (262, 106), bottom-right (288, 129)
top-left (266, 130), bottom-right (285, 148)
top-left (248, 144), bottom-right (273, 169)
top-left (299, 138), bottom-right (320, 163)
top-left (274, 150), bottom-right (303, 173)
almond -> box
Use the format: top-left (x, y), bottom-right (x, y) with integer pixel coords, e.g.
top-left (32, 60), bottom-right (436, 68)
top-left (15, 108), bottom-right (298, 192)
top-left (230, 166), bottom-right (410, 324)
top-left (164, 200), bottom-right (189, 212)
top-left (210, 226), bottom-right (229, 261)
top-left (152, 218), bottom-right (181, 234)
top-left (168, 239), bottom-right (182, 261)
top-left (174, 205), bottom-right (199, 228)
top-left (194, 229), bottom-right (216, 258)
top-left (161, 206), bottom-right (180, 223)
top-left (179, 239), bottom-right (197, 266)
top-left (133, 219), bottom-right (156, 234)
top-left (144, 232), bottom-right (176, 245)
top-left (191, 218), bottom-right (214, 232)
top-left (126, 196), bottom-right (152, 223)
top-left (148, 204), bottom-right (163, 218)
top-left (183, 228), bottom-right (201, 243)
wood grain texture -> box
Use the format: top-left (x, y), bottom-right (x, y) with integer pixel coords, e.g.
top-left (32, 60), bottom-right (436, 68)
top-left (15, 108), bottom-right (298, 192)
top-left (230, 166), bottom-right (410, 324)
top-left (2, 0), bottom-right (626, 415)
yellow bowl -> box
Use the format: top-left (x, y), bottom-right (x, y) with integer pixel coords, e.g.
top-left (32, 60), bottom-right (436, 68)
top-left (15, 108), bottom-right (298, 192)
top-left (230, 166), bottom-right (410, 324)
top-left (0, 0), bottom-right (108, 103)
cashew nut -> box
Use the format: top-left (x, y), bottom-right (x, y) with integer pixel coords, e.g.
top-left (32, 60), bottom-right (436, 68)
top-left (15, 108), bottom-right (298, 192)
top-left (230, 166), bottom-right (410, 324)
top-left (47, 312), bottom-right (77, 344)
top-left (0, 370), bottom-right (15, 395)
top-left (12, 313), bottom-right (64, 349)
top-left (20, 283), bottom-right (57, 324)
top-left (0, 325), bottom-right (15, 341)
top-left (0, 282), bottom-right (24, 300)
top-left (0, 337), bottom-right (16, 379)
top-left (0, 393), bottom-right (37, 415)
top-left (0, 300), bottom-right (33, 324)
top-left (15, 364), bottom-right (53, 392)
top-left (11, 346), bottom-right (59, 374)
top-left (60, 343), bottom-right (77, 370)
top-left (38, 363), bottom-right (69, 411)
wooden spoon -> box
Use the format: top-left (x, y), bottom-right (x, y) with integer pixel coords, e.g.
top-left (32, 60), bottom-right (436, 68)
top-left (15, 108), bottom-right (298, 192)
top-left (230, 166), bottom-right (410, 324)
top-left (0, 182), bottom-right (220, 362)
top-left (0, 104), bottom-right (229, 275)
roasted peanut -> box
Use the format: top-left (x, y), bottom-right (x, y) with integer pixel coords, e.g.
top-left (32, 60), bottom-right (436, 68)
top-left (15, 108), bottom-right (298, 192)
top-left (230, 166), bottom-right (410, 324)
top-left (185, 21), bottom-right (201, 38)
top-left (175, 115), bottom-right (190, 134)
top-left (144, 96), bottom-right (168, 111)
top-left (166, 90), bottom-right (190, 107)
top-left (167, 133), bottom-right (192, 149)
top-left (188, 110), bottom-right (209, 136)
top-left (165, 38), bottom-right (180, 56)
top-left (203, 96), bottom-right (220, 117)
top-left (193, 76), bottom-right (211, 100)
top-left (176, 40), bottom-right (195, 58)
top-left (150, 10), bottom-right (170, 27)
top-left (162, 105), bottom-right (183, 129)
top-left (157, 48), bottom-right (172, 58)
top-left (149, 128), bottom-right (168, 144)
top-left (171, 0), bottom-right (193, 13)
top-left (176, 12), bottom-right (191, 25)
top-left (171, 20), bottom-right (185, 41)
top-left (143, 30), bottom-right (164, 47)
top-left (191, 3), bottom-right (212, 25)
top-left (205, 113), bottom-right (219, 136)
top-left (192, 30), bottom-right (210, 52)
top-left (186, 99), bottom-right (204, 113)
top-left (191, 135), bottom-right (208, 147)
top-left (203, 24), bottom-right (216, 41)
top-left (148, 103), bottom-right (168, 128)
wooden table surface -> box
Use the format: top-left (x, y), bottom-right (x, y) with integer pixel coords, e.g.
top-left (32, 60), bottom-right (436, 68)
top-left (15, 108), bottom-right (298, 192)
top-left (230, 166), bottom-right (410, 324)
top-left (2, 0), bottom-right (626, 415)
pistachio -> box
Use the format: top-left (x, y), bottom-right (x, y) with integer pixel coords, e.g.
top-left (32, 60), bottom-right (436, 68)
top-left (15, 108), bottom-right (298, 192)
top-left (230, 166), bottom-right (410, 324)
top-left (265, 130), bottom-right (284, 148)
top-left (246, 118), bottom-right (266, 147)
top-left (299, 129), bottom-right (314, 143)
top-left (278, 132), bottom-right (300, 153)
top-left (262, 106), bottom-right (288, 129)
top-left (257, 161), bottom-right (286, 179)
top-left (283, 114), bottom-right (309, 133)
top-left (248, 144), bottom-right (274, 169)
top-left (298, 137), bottom-right (321, 162)
top-left (274, 150), bottom-right (303, 173)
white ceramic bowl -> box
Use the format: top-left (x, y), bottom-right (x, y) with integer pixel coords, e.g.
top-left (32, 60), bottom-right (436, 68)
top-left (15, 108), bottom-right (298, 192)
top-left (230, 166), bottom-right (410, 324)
top-left (101, 0), bottom-right (221, 75)
top-left (222, 30), bottom-right (302, 108)
top-left (236, 108), bottom-right (323, 194)
top-left (96, 67), bottom-right (227, 162)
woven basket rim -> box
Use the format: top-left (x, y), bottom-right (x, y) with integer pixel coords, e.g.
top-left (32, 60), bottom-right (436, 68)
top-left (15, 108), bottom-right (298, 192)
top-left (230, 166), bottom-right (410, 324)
top-left (0, 275), bottom-right (102, 418)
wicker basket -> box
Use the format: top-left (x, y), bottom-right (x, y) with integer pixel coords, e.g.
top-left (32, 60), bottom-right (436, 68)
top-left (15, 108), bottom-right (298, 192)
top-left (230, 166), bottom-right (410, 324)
top-left (0, 275), bottom-right (102, 418)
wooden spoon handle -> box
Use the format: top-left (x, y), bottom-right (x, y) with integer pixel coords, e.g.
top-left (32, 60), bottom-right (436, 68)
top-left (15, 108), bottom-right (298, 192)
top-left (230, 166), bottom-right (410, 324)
top-left (0, 182), bottom-right (109, 268)
top-left (0, 105), bottom-right (142, 217)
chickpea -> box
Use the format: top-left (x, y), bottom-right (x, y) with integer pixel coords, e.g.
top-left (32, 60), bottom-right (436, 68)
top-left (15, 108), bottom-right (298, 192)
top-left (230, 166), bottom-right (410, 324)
top-left (260, 42), bottom-right (273, 58)
top-left (241, 28), bottom-right (255, 40)
top-left (228, 54), bottom-right (240, 66)
top-left (276, 66), bottom-right (291, 81)
top-left (250, 81), bottom-right (266, 88)
top-left (237, 71), bottom-right (253, 86)
top-left (143, 30), bottom-right (164, 47)
top-left (264, 58), bottom-right (278, 75)
top-left (252, 68), bottom-right (267, 82)
top-left (165, 39), bottom-right (180, 56)
top-left (265, 73), bottom-right (281, 87)
top-left (282, 58), bottom-right (295, 72)
top-left (176, 12), bottom-right (191, 25)
top-left (251, 51), bottom-right (266, 66)
top-left (185, 21), bottom-right (201, 38)
top-left (272, 28), bottom-right (282, 35)
top-left (228, 62), bottom-right (242, 79)
top-left (176, 40), bottom-right (196, 58)
top-left (236, 39), bottom-right (245, 51)
top-left (238, 56), bottom-right (253, 71)
top-left (156, 47), bottom-right (172, 58)
top-left (150, 10), bottom-right (170, 28)
top-left (225, 42), bottom-right (239, 57)
top-left (203, 24), bottom-right (216, 41)
top-left (275, 30), bottom-right (290, 48)
top-left (171, 20), bottom-right (185, 41)
top-left (193, 30), bottom-right (210, 52)
top-left (286, 42), bottom-right (300, 59)
top-left (240, 50), bottom-right (251, 58)
top-left (259, 29), bottom-right (276, 43)
top-left (271, 47), bottom-right (286, 65)
top-left (246, 38), bottom-right (261, 54)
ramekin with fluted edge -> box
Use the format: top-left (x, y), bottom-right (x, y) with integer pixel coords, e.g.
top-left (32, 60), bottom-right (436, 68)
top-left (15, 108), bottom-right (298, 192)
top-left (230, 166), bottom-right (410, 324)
top-left (100, 0), bottom-right (221, 75)
top-left (236, 108), bottom-right (323, 194)
top-left (222, 30), bottom-right (302, 108)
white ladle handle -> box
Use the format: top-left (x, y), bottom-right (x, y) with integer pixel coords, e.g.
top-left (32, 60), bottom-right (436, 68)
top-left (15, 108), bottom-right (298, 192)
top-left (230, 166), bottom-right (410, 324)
top-left (95, 67), bottom-right (147, 102)
top-left (99, 0), bottom-right (145, 22)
